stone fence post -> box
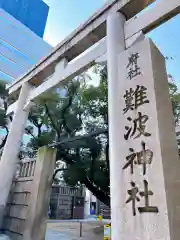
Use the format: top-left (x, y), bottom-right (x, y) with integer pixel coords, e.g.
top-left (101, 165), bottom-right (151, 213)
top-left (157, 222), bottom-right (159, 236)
top-left (23, 146), bottom-right (57, 240)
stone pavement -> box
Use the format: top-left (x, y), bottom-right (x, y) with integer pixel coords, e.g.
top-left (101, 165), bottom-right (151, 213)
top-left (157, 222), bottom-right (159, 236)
top-left (46, 229), bottom-right (70, 240)
top-left (46, 220), bottom-right (104, 240)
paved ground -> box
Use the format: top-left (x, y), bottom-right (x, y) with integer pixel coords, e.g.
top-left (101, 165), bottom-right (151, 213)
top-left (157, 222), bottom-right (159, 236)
top-left (46, 230), bottom-right (70, 240)
top-left (46, 220), bottom-right (104, 240)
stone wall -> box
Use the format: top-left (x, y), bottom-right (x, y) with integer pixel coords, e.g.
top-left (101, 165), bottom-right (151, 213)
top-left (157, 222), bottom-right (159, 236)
top-left (2, 147), bottom-right (56, 240)
top-left (2, 159), bottom-right (36, 240)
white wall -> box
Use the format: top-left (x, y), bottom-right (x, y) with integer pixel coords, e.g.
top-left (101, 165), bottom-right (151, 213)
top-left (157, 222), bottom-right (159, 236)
top-left (0, 8), bottom-right (52, 82)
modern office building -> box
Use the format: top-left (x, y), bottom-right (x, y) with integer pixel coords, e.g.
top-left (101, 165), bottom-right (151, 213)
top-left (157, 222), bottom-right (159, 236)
top-left (0, 0), bottom-right (49, 37)
top-left (0, 6), bottom-right (51, 83)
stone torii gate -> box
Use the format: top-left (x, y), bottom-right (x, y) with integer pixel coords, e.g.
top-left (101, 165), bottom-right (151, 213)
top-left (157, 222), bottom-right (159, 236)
top-left (0, 0), bottom-right (180, 239)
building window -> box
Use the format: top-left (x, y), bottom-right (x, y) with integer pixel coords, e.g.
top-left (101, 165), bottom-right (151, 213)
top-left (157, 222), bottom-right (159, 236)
top-left (0, 39), bottom-right (35, 64)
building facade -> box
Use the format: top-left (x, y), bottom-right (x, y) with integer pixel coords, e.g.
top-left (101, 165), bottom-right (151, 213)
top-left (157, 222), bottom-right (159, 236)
top-left (0, 8), bottom-right (51, 82)
top-left (0, 0), bottom-right (49, 37)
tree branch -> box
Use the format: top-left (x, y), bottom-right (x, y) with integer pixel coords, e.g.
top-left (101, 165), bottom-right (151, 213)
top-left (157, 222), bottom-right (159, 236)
top-left (105, 142), bottom-right (109, 169)
top-left (49, 128), bottom-right (108, 147)
top-left (57, 148), bottom-right (110, 206)
top-left (3, 99), bottom-right (12, 122)
top-left (37, 123), bottom-right (43, 137)
top-left (44, 103), bottom-right (60, 137)
top-left (25, 127), bottom-right (36, 138)
top-left (61, 96), bottom-right (73, 134)
top-left (81, 177), bottom-right (110, 206)
top-left (0, 129), bottom-right (8, 149)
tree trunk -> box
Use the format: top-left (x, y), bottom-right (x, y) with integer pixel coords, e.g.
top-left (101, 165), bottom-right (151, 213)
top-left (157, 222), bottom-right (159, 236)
top-left (82, 177), bottom-right (110, 207)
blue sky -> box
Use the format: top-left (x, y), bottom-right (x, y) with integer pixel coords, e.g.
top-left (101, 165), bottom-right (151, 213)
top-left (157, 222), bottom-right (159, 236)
top-left (43, 0), bottom-right (106, 46)
top-left (43, 0), bottom-right (180, 86)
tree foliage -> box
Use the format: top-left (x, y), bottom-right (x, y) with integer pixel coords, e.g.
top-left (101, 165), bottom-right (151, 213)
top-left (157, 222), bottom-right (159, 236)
top-left (0, 80), bottom-right (12, 150)
top-left (169, 80), bottom-right (180, 125)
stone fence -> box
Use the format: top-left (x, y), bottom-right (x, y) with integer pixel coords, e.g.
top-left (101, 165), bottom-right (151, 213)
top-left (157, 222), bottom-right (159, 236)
top-left (2, 147), bottom-right (56, 240)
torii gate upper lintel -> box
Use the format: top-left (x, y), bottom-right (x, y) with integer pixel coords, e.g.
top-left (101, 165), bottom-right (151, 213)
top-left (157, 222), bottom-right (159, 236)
top-left (6, 0), bottom-right (160, 95)
top-left (0, 0), bottom-right (179, 238)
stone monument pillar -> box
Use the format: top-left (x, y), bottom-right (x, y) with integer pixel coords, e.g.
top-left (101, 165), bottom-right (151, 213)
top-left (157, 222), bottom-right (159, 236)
top-left (117, 38), bottom-right (180, 240)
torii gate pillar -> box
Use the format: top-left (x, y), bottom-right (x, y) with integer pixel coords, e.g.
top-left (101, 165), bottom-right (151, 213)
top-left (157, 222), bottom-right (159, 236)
top-left (0, 83), bottom-right (32, 226)
top-left (107, 11), bottom-right (126, 240)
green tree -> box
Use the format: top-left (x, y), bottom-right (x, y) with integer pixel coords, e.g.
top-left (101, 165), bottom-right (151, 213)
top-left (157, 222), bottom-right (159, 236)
top-left (26, 77), bottom-right (110, 205)
top-left (168, 79), bottom-right (180, 125)
top-left (0, 80), bottom-right (12, 150)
